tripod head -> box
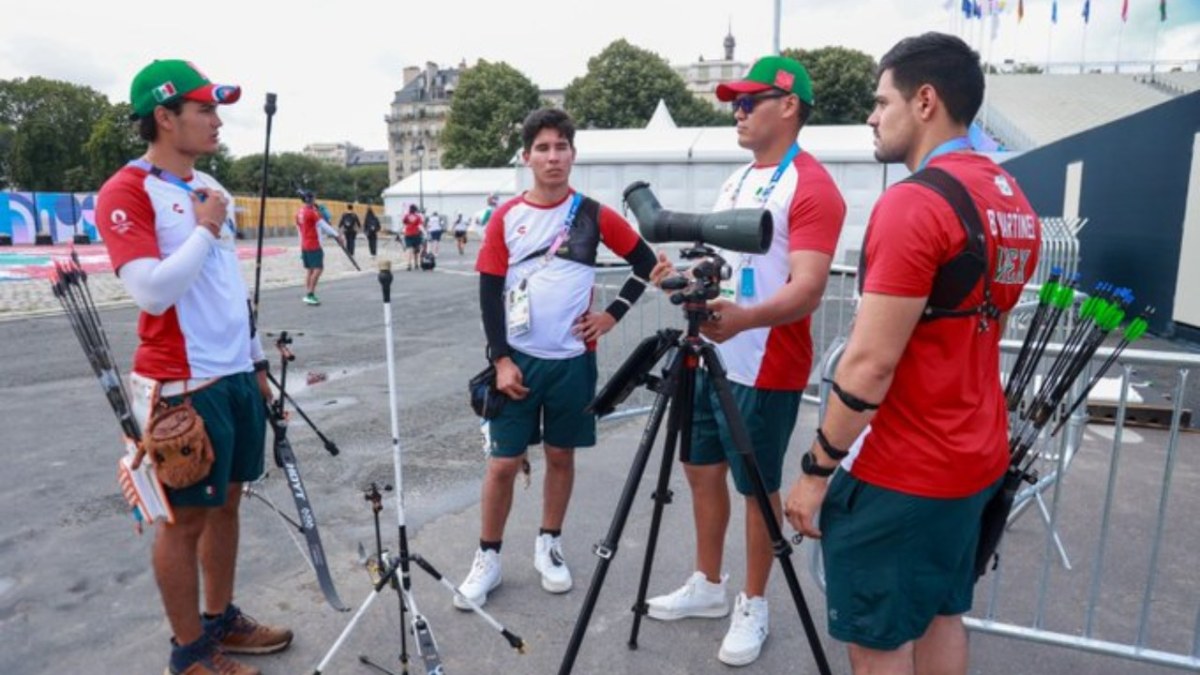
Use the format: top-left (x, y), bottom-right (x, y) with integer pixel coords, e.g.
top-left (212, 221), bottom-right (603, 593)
top-left (275, 330), bottom-right (295, 361)
top-left (661, 244), bottom-right (731, 323)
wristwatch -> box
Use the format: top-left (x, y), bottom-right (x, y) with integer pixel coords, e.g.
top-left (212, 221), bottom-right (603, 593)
top-left (800, 450), bottom-right (836, 477)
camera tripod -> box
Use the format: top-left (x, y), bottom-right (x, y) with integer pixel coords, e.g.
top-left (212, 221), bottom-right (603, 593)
top-left (312, 261), bottom-right (525, 675)
top-left (557, 245), bottom-right (830, 675)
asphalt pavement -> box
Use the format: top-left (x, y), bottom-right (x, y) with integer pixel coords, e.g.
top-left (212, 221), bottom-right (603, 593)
top-left (0, 236), bottom-right (1196, 674)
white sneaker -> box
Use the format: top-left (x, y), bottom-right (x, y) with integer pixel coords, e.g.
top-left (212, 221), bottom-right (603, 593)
top-left (533, 534), bottom-right (572, 593)
top-left (718, 593), bottom-right (769, 666)
top-left (453, 549), bottom-right (501, 610)
top-left (646, 571), bottom-right (730, 621)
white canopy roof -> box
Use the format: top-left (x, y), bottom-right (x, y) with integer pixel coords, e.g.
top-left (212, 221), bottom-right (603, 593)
top-left (382, 167), bottom-right (514, 198)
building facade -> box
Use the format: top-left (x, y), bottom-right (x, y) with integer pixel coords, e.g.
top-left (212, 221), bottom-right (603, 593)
top-left (386, 62), bottom-right (461, 185)
top-left (673, 29), bottom-right (748, 108)
top-left (303, 142), bottom-right (363, 167)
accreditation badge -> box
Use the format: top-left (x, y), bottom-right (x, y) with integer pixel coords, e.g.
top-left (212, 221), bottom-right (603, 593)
top-left (507, 279), bottom-right (532, 337)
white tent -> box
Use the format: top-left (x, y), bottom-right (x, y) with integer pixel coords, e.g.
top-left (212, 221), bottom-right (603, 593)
top-left (514, 122), bottom-right (897, 265)
top-left (381, 168), bottom-right (515, 231)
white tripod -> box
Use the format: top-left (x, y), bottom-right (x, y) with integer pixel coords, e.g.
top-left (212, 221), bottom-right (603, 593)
top-left (312, 260), bottom-right (526, 675)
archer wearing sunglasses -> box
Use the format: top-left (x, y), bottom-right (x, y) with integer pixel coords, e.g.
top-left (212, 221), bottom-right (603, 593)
top-left (644, 54), bottom-right (846, 667)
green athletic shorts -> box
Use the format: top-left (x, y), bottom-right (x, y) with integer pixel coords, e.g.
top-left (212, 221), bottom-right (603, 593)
top-left (687, 369), bottom-right (801, 495)
top-left (161, 371), bottom-right (267, 508)
top-left (820, 471), bottom-right (1002, 650)
top-left (487, 350), bottom-right (598, 457)
top-left (301, 249), bottom-right (324, 269)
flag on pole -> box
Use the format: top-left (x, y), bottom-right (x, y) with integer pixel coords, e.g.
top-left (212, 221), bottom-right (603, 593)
top-left (973, 0), bottom-right (983, 18)
top-left (1018, 0), bottom-right (1025, 22)
top-left (1121, 0), bottom-right (1129, 22)
top-left (1082, 0), bottom-right (1091, 23)
top-left (1160, 0), bottom-right (1168, 21)
top-left (962, 0), bottom-right (973, 18)
top-left (1052, 0), bottom-right (1058, 23)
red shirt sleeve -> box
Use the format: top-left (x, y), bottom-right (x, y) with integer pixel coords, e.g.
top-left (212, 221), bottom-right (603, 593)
top-left (787, 156), bottom-right (846, 255)
top-left (474, 202), bottom-right (513, 276)
top-left (96, 169), bottom-right (158, 274)
top-left (597, 205), bottom-right (641, 258)
top-left (861, 184), bottom-right (961, 297)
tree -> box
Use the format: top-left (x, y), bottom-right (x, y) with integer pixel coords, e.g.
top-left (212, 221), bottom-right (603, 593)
top-left (2, 77), bottom-right (109, 190)
top-left (0, 123), bottom-right (14, 189)
top-left (84, 103), bottom-right (145, 187)
top-left (348, 165), bottom-right (391, 203)
top-left (564, 39), bottom-right (731, 130)
top-left (442, 61), bottom-right (541, 168)
top-left (782, 46), bottom-right (877, 125)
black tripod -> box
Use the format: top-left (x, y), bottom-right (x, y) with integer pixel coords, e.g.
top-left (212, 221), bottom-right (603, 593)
top-left (557, 246), bottom-right (831, 675)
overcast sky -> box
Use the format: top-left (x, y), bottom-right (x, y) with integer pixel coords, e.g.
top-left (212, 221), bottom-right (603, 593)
top-left (2, 0), bottom-right (1195, 157)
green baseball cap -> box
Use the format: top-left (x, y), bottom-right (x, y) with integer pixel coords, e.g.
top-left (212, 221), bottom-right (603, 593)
top-left (716, 55), bottom-right (814, 106)
top-left (129, 59), bottom-right (241, 119)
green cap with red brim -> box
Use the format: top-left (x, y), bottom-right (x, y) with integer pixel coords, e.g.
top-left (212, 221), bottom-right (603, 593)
top-left (715, 54), bottom-right (814, 106)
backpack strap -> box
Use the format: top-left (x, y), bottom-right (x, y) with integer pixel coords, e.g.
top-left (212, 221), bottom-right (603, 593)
top-left (859, 168), bottom-right (999, 330)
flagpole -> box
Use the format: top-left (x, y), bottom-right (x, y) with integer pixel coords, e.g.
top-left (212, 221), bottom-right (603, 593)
top-left (1116, 20), bottom-right (1125, 73)
top-left (1046, 15), bottom-right (1054, 73)
top-left (1151, 17), bottom-right (1162, 75)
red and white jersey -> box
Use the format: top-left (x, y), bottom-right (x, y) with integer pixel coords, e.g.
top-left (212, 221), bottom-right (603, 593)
top-left (476, 191), bottom-right (641, 359)
top-left (710, 150), bottom-right (846, 391)
top-left (96, 164), bottom-right (253, 380)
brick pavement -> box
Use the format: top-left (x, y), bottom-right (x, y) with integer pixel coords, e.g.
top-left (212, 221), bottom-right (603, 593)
top-left (0, 237), bottom-right (400, 319)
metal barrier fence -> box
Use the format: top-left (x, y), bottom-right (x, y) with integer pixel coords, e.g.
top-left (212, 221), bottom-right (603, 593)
top-left (590, 263), bottom-right (863, 419)
top-left (807, 336), bottom-right (1200, 672)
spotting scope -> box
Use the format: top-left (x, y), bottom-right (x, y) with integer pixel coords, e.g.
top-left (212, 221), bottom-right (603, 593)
top-left (622, 181), bottom-right (772, 254)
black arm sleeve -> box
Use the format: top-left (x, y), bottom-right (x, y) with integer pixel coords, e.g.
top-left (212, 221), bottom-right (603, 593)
top-left (603, 239), bottom-right (657, 322)
top-left (480, 272), bottom-right (510, 361)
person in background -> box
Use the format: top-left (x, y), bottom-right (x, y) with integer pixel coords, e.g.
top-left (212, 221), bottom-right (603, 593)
top-left (363, 206), bottom-right (381, 259)
top-left (453, 212), bottom-right (469, 255)
top-left (338, 204), bottom-right (361, 257)
top-left (295, 192), bottom-right (345, 305)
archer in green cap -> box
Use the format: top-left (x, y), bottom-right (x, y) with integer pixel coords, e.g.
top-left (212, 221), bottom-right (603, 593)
top-left (643, 52), bottom-right (846, 668)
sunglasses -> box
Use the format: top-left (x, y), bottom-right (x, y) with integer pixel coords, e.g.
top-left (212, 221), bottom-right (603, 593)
top-left (731, 90), bottom-right (791, 115)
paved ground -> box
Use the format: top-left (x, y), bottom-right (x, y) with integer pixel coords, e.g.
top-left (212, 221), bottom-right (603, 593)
top-left (0, 236), bottom-right (1196, 674)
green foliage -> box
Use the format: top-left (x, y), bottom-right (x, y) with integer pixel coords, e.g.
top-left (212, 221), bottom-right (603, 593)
top-left (3, 77), bottom-right (109, 190)
top-left (782, 46), bottom-right (877, 125)
top-left (0, 123), bottom-right (16, 189)
top-left (442, 60), bottom-right (542, 168)
top-left (564, 39), bottom-right (731, 129)
top-left (347, 165), bottom-right (390, 203)
top-left (84, 102), bottom-right (145, 188)
top-left (225, 152), bottom-right (387, 203)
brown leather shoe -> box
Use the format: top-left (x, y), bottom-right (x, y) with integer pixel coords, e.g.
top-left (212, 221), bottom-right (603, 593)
top-left (165, 647), bottom-right (261, 675)
top-left (212, 606), bottom-right (294, 655)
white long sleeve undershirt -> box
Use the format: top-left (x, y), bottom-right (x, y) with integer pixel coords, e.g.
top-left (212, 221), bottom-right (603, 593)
top-left (118, 227), bottom-right (265, 361)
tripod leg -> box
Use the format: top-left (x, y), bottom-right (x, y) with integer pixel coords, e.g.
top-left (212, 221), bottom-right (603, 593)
top-left (313, 562), bottom-right (402, 674)
top-left (700, 343), bottom-right (832, 675)
top-left (557, 349), bottom-right (684, 675)
top-left (628, 355), bottom-right (693, 649)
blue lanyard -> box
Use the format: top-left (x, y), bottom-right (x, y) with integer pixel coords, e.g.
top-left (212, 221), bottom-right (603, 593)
top-left (128, 159), bottom-right (209, 202)
top-left (916, 136), bottom-right (971, 172)
top-left (730, 142), bottom-right (800, 206)
top-left (564, 192), bottom-right (582, 228)
top-left (542, 192), bottom-right (583, 263)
